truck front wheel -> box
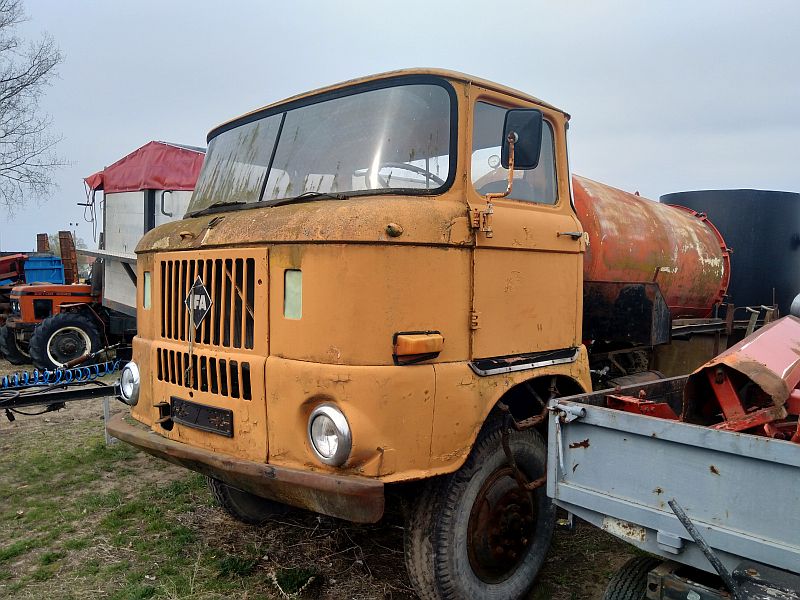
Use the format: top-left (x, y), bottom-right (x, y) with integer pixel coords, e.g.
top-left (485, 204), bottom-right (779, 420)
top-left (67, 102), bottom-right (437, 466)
top-left (207, 477), bottom-right (293, 525)
top-left (29, 312), bottom-right (102, 370)
top-left (404, 423), bottom-right (555, 600)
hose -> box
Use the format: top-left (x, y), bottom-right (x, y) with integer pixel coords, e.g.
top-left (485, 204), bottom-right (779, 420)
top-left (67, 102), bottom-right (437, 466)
top-left (0, 360), bottom-right (122, 390)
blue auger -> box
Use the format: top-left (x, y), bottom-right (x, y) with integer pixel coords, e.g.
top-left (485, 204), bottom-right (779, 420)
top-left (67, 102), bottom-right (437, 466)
top-left (0, 360), bottom-right (122, 390)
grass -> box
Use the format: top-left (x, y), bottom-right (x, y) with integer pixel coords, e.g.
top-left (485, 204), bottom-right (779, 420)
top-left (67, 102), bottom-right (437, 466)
top-left (0, 403), bottom-right (631, 599)
top-left (0, 416), bottom-right (277, 599)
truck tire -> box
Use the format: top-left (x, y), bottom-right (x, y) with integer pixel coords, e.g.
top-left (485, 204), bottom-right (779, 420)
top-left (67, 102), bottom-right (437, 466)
top-left (0, 325), bottom-right (29, 365)
top-left (603, 556), bottom-right (662, 600)
top-left (29, 312), bottom-right (102, 370)
top-left (404, 422), bottom-right (555, 600)
top-left (206, 477), bottom-right (292, 525)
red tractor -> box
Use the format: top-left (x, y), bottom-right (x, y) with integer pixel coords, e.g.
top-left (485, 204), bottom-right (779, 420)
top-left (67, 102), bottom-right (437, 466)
top-left (0, 232), bottom-right (130, 370)
top-left (1, 282), bottom-right (103, 369)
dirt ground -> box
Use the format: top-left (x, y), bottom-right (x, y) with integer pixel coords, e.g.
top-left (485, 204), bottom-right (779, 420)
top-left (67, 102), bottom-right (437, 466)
top-left (0, 357), bottom-right (635, 599)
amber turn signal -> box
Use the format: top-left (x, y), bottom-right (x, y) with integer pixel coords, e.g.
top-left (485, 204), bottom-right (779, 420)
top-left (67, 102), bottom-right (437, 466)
top-left (392, 331), bottom-right (444, 365)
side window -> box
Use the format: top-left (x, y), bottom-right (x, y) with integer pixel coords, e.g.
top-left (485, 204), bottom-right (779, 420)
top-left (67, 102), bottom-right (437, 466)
top-left (471, 101), bottom-right (557, 205)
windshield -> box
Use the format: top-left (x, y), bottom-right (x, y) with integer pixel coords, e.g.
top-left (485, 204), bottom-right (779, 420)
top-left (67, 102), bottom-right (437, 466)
top-left (188, 80), bottom-right (454, 214)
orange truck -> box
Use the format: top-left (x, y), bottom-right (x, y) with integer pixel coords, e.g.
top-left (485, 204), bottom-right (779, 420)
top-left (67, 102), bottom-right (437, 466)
top-left (108, 70), bottom-right (737, 599)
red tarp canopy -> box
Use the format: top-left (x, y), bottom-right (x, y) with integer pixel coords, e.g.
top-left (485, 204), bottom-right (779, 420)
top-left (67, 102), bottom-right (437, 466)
top-left (84, 141), bottom-right (206, 194)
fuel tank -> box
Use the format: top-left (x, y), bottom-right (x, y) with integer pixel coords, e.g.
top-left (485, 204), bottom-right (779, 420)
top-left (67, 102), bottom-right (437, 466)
top-left (573, 175), bottom-right (730, 318)
top-left (660, 188), bottom-right (800, 316)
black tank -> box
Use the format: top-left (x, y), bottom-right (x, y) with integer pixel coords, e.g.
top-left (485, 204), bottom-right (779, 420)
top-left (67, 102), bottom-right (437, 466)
top-left (660, 189), bottom-right (800, 315)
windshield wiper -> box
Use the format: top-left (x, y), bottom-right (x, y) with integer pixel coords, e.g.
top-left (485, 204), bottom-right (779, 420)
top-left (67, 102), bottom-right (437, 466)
top-left (189, 200), bottom-right (248, 217)
top-left (190, 192), bottom-right (350, 218)
top-left (266, 191), bottom-right (349, 207)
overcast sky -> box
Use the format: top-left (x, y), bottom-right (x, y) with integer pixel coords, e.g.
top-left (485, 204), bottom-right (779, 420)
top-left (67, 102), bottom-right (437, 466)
top-left (5, 0), bottom-right (799, 250)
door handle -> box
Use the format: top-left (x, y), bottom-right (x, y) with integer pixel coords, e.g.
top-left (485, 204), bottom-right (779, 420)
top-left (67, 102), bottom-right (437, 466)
top-left (160, 190), bottom-right (174, 217)
top-left (557, 231), bottom-right (583, 240)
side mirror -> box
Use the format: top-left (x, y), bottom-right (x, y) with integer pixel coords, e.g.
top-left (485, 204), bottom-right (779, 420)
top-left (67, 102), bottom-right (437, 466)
top-left (501, 109), bottom-right (543, 170)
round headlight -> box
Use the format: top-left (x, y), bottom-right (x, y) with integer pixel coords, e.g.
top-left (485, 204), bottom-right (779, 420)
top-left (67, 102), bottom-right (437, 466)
top-left (308, 404), bottom-right (351, 466)
top-left (119, 362), bottom-right (140, 406)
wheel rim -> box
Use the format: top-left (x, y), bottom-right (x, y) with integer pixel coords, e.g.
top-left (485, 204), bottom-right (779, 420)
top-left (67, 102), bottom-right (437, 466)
top-left (9, 330), bottom-right (30, 357)
top-left (15, 336), bottom-right (30, 357)
top-left (467, 466), bottom-right (537, 584)
top-left (46, 326), bottom-right (91, 367)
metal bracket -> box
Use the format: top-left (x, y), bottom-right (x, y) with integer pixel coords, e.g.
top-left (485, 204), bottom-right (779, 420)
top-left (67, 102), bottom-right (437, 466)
top-left (656, 530), bottom-right (684, 554)
top-left (470, 205), bottom-right (494, 238)
top-left (551, 402), bottom-right (586, 423)
top-left (497, 401), bottom-right (549, 492)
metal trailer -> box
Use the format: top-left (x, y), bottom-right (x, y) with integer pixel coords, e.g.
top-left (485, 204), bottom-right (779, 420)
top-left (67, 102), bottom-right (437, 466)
top-left (547, 344), bottom-right (800, 598)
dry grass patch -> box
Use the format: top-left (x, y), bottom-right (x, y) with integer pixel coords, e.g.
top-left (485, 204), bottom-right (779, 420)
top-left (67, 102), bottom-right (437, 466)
top-left (0, 399), bottom-right (631, 599)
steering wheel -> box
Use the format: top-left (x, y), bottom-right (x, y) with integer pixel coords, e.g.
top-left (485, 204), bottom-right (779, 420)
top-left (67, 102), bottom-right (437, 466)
top-left (366, 161), bottom-right (446, 188)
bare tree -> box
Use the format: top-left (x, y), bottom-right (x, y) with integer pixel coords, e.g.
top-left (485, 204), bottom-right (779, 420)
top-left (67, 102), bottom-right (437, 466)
top-left (0, 0), bottom-right (62, 214)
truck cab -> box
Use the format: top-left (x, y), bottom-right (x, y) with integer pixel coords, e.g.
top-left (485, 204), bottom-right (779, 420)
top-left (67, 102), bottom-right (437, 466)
top-left (109, 69), bottom-right (630, 600)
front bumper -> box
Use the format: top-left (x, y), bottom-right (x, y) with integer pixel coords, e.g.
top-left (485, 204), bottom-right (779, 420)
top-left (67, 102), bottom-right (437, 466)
top-left (107, 412), bottom-right (385, 523)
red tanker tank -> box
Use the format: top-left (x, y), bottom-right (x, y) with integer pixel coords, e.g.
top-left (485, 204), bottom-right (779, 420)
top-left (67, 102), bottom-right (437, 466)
top-left (573, 175), bottom-right (730, 318)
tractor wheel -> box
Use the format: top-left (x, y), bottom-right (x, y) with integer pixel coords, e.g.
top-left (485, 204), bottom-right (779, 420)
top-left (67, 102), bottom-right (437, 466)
top-left (603, 556), bottom-right (662, 600)
top-left (29, 312), bottom-right (102, 370)
top-left (206, 477), bottom-right (293, 525)
top-left (0, 325), bottom-right (30, 365)
top-left (404, 421), bottom-right (555, 600)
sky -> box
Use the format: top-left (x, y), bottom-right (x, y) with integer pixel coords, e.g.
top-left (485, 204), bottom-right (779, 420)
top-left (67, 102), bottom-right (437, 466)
top-left (4, 0), bottom-right (799, 251)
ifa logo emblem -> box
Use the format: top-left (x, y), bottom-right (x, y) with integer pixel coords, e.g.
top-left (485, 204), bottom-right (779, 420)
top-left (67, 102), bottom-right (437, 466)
top-left (184, 276), bottom-right (213, 329)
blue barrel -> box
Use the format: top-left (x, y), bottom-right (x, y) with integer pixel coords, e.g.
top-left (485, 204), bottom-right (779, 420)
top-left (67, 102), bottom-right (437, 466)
top-left (24, 255), bottom-right (65, 284)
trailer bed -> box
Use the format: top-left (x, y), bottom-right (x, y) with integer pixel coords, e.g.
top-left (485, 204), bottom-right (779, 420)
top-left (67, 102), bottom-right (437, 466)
top-left (547, 385), bottom-right (800, 576)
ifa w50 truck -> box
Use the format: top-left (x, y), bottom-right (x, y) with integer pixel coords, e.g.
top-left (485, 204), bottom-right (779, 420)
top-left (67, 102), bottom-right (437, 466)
top-left (108, 70), bottom-right (735, 600)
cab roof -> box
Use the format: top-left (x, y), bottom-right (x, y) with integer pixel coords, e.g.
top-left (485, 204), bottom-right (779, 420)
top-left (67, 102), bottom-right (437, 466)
top-left (208, 68), bottom-right (569, 141)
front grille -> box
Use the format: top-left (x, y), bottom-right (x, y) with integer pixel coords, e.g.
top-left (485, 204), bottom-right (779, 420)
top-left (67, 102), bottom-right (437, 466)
top-left (156, 347), bottom-right (252, 400)
top-left (159, 254), bottom-right (259, 350)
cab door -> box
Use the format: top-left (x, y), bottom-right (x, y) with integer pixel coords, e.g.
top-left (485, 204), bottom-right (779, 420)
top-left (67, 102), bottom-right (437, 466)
top-left (468, 97), bottom-right (584, 360)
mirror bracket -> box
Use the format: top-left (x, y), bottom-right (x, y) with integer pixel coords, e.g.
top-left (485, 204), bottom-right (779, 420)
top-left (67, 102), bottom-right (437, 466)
top-left (472, 132), bottom-right (517, 238)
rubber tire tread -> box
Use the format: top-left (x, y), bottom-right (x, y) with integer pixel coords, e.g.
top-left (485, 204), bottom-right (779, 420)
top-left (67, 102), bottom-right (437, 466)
top-left (404, 422), bottom-right (555, 600)
top-left (0, 325), bottom-right (29, 365)
top-left (404, 480), bottom-right (445, 600)
top-left (29, 312), bottom-right (102, 370)
top-left (206, 477), bottom-right (292, 525)
top-left (602, 556), bottom-right (662, 600)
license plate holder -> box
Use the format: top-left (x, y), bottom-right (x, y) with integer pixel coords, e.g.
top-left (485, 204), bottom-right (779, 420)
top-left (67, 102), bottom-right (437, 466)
top-left (171, 397), bottom-right (233, 437)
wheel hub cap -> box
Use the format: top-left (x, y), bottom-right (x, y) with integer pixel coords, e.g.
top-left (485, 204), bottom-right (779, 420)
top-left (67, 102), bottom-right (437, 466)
top-left (467, 467), bottom-right (537, 583)
top-left (48, 327), bottom-right (90, 365)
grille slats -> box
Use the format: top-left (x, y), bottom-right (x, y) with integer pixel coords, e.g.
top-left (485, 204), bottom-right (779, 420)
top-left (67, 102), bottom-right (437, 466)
top-left (157, 347), bottom-right (251, 400)
top-left (219, 359), bottom-right (229, 396)
top-left (233, 259), bottom-right (243, 348)
top-left (223, 259), bottom-right (232, 347)
top-left (245, 258), bottom-right (255, 348)
top-left (213, 260), bottom-right (223, 345)
top-left (159, 255), bottom-right (259, 350)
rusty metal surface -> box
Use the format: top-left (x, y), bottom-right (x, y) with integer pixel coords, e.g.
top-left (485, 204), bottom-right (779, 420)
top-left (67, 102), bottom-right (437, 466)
top-left (647, 560), bottom-right (800, 600)
top-left (36, 233), bottom-right (49, 253)
top-left (549, 396), bottom-right (800, 576)
top-left (583, 281), bottom-right (671, 345)
top-left (606, 395), bottom-right (679, 420)
top-left (107, 412), bottom-right (385, 524)
top-left (679, 316), bottom-right (800, 440)
top-left (58, 231), bottom-right (78, 285)
top-left (137, 195), bottom-right (473, 254)
top-left (573, 175), bottom-right (730, 318)
top-left (653, 332), bottom-right (726, 378)
top-left (685, 316), bottom-right (800, 409)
